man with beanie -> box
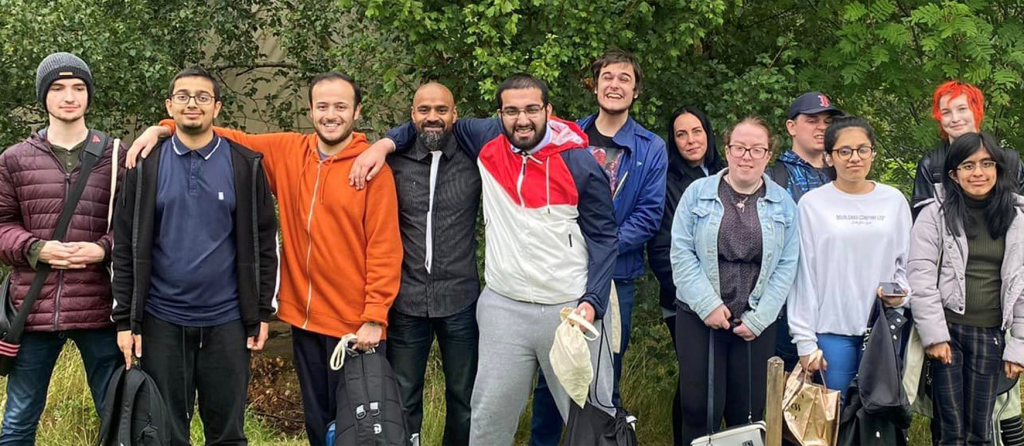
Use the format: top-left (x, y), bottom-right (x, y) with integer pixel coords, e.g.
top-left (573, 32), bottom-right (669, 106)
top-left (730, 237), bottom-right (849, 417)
top-left (0, 52), bottom-right (123, 445)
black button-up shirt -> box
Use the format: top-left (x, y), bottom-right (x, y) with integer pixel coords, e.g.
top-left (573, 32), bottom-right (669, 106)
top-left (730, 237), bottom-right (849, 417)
top-left (388, 134), bottom-right (482, 318)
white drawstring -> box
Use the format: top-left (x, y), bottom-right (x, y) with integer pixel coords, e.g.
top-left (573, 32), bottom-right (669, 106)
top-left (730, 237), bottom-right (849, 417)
top-left (545, 159), bottom-right (551, 214)
top-left (329, 333), bottom-right (360, 371)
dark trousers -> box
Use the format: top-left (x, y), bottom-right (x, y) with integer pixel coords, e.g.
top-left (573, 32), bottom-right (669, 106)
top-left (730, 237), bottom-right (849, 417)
top-left (386, 305), bottom-right (478, 446)
top-left (141, 314), bottom-right (250, 446)
top-left (676, 308), bottom-right (776, 445)
top-left (931, 323), bottom-right (1002, 446)
top-left (665, 315), bottom-right (682, 446)
top-left (529, 279), bottom-right (636, 446)
top-left (774, 306), bottom-right (798, 372)
top-left (0, 328), bottom-right (120, 446)
top-left (292, 326), bottom-right (387, 446)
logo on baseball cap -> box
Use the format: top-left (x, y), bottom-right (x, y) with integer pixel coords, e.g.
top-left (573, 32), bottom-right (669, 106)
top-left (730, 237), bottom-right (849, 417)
top-left (788, 92), bottom-right (842, 120)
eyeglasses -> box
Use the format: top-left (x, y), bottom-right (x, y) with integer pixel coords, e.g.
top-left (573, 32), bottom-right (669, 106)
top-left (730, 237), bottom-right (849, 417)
top-left (726, 144), bottom-right (770, 159)
top-left (170, 92), bottom-right (216, 105)
top-left (832, 145), bottom-right (875, 160)
top-left (500, 105), bottom-right (544, 118)
top-left (957, 160), bottom-right (997, 172)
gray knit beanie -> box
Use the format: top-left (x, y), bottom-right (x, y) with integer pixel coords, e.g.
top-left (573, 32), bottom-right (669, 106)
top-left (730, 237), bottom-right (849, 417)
top-left (36, 52), bottom-right (94, 112)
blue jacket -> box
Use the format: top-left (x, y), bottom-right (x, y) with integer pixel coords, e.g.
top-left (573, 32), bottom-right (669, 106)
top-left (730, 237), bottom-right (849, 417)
top-left (669, 170), bottom-right (800, 336)
top-left (576, 114), bottom-right (667, 281)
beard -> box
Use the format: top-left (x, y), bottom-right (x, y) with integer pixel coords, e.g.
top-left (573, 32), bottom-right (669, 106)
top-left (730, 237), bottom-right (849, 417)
top-left (416, 122), bottom-right (451, 151)
top-left (315, 122), bottom-right (354, 147)
top-left (502, 117), bottom-right (547, 152)
top-left (178, 120), bottom-right (211, 135)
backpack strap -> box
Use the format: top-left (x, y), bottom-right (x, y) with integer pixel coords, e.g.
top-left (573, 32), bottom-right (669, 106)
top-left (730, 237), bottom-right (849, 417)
top-left (768, 162), bottom-right (790, 190)
top-left (4, 130), bottom-right (106, 343)
top-left (118, 369), bottom-right (146, 446)
top-left (94, 367), bottom-right (125, 446)
top-left (364, 351), bottom-right (386, 444)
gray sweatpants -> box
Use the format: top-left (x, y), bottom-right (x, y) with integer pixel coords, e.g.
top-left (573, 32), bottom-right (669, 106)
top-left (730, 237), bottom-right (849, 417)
top-left (470, 287), bottom-right (615, 445)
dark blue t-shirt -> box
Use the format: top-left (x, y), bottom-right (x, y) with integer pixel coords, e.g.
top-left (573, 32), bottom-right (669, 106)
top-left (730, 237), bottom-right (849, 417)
top-left (147, 134), bottom-right (240, 326)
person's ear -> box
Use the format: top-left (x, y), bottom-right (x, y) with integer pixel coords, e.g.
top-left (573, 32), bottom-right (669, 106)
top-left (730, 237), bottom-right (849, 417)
top-left (786, 119), bottom-right (798, 137)
top-left (825, 153), bottom-right (835, 168)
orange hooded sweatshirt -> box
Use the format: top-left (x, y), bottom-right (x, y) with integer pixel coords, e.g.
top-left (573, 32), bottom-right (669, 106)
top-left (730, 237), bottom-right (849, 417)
top-left (159, 120), bottom-right (402, 338)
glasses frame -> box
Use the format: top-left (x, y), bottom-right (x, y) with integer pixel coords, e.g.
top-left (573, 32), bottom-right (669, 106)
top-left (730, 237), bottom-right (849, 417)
top-left (831, 145), bottom-right (876, 161)
top-left (956, 160), bottom-right (998, 172)
top-left (725, 144), bottom-right (771, 159)
top-left (500, 105), bottom-right (545, 119)
top-left (169, 92), bottom-right (217, 106)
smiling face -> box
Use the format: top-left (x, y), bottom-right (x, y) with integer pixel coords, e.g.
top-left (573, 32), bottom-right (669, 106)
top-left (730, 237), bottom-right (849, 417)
top-left (951, 146), bottom-right (997, 199)
top-left (939, 94), bottom-right (978, 141)
top-left (309, 78), bottom-right (361, 148)
top-left (725, 122), bottom-right (772, 185)
top-left (498, 87), bottom-right (551, 151)
top-left (411, 83), bottom-right (457, 151)
top-left (46, 78), bottom-right (88, 123)
top-left (594, 62), bottom-right (638, 115)
top-left (827, 127), bottom-right (875, 183)
top-left (165, 76), bottom-right (221, 135)
top-left (673, 112), bottom-right (708, 166)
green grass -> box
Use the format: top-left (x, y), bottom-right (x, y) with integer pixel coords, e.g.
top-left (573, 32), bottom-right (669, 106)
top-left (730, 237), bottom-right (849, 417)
top-left (0, 276), bottom-right (947, 445)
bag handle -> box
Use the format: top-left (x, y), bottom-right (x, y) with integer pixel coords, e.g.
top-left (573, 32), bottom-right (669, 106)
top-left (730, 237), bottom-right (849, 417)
top-left (560, 307), bottom-right (600, 341)
top-left (4, 130), bottom-right (106, 343)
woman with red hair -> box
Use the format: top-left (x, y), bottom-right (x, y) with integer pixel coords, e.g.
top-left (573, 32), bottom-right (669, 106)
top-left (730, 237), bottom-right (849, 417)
top-left (911, 81), bottom-right (1024, 219)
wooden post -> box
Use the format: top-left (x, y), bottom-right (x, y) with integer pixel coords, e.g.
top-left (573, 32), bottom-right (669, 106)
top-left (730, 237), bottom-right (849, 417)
top-left (765, 356), bottom-right (785, 446)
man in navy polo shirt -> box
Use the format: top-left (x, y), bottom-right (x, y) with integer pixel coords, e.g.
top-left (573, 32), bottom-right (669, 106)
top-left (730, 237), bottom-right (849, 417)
top-left (112, 67), bottom-right (278, 446)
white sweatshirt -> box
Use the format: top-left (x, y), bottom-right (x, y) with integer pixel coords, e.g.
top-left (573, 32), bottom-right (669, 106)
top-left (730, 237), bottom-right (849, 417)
top-left (787, 182), bottom-right (912, 356)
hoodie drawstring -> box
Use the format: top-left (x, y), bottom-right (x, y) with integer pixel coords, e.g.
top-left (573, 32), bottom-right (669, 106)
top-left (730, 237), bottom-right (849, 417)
top-left (320, 157), bottom-right (336, 204)
top-left (544, 159), bottom-right (551, 214)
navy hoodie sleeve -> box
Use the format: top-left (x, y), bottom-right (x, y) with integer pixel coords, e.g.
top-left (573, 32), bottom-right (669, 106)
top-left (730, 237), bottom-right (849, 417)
top-left (385, 118), bottom-right (502, 158)
top-left (616, 136), bottom-right (667, 253)
top-left (562, 149), bottom-right (618, 318)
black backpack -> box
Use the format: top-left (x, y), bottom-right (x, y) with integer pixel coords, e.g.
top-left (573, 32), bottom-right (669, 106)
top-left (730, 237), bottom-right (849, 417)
top-left (334, 346), bottom-right (411, 446)
top-left (95, 366), bottom-right (170, 446)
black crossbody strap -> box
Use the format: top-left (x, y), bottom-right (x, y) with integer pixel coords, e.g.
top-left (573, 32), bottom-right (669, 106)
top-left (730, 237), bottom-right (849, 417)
top-left (747, 341), bottom-right (753, 423)
top-left (6, 130), bottom-right (106, 343)
top-left (706, 328), bottom-right (715, 436)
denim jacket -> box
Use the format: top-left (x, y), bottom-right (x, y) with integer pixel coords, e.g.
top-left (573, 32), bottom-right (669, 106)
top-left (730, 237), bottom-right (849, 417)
top-left (669, 169), bottom-right (800, 335)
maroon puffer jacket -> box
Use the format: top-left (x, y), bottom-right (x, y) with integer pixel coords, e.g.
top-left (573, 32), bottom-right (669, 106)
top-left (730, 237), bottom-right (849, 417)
top-left (0, 132), bottom-right (124, 332)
